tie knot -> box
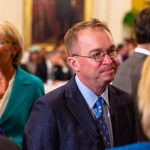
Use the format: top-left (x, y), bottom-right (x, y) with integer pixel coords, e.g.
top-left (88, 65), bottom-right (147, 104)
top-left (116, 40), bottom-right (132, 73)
top-left (95, 97), bottom-right (104, 108)
top-left (94, 97), bottom-right (104, 118)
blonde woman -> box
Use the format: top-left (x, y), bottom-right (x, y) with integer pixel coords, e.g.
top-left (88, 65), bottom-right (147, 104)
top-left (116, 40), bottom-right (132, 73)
top-left (0, 21), bottom-right (45, 149)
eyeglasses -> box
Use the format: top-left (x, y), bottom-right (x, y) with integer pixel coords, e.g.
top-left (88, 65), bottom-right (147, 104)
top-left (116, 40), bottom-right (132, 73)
top-left (73, 46), bottom-right (118, 62)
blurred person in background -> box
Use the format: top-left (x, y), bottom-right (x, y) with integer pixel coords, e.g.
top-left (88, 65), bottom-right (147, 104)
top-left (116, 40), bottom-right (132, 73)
top-left (36, 50), bottom-right (71, 83)
top-left (124, 38), bottom-right (137, 57)
top-left (0, 21), bottom-right (45, 149)
top-left (54, 40), bottom-right (74, 76)
top-left (20, 45), bottom-right (40, 75)
top-left (110, 56), bottom-right (150, 150)
top-left (39, 47), bottom-right (47, 62)
top-left (25, 50), bottom-right (39, 75)
top-left (113, 7), bottom-right (150, 141)
top-left (54, 40), bottom-right (69, 62)
top-left (20, 49), bottom-right (40, 75)
top-left (117, 43), bottom-right (128, 65)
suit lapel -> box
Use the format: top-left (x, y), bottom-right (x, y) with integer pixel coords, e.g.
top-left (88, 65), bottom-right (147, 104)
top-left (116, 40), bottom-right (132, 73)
top-left (0, 67), bottom-right (32, 124)
top-left (66, 77), bottom-right (104, 144)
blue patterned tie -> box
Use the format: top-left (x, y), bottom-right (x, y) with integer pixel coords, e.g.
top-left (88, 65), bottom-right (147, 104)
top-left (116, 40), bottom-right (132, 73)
top-left (94, 97), bottom-right (111, 148)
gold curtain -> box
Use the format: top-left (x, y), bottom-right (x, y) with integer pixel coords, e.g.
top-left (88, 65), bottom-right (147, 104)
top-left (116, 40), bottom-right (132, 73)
top-left (132, 0), bottom-right (150, 11)
top-left (84, 0), bottom-right (93, 20)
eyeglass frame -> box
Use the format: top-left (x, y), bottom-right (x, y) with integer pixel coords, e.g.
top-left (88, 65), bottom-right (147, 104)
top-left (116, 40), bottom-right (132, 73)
top-left (72, 46), bottom-right (118, 63)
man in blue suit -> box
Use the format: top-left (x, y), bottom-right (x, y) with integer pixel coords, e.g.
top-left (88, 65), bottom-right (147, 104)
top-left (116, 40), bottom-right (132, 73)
top-left (23, 18), bottom-right (137, 150)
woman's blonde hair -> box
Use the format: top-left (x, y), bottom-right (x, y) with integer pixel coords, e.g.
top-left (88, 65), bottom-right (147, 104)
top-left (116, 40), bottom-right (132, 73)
top-left (0, 21), bottom-right (23, 67)
top-left (138, 56), bottom-right (150, 139)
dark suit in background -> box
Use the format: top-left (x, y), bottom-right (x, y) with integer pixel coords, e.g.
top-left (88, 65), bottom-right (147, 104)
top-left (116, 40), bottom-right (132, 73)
top-left (112, 52), bottom-right (148, 141)
top-left (113, 7), bottom-right (150, 141)
top-left (36, 59), bottom-right (72, 83)
top-left (112, 42), bottom-right (150, 142)
top-left (23, 76), bottom-right (136, 150)
top-left (112, 52), bottom-right (147, 98)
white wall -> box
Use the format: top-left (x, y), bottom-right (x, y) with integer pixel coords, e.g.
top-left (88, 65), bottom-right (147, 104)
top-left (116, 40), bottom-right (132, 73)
top-left (0, 0), bottom-right (132, 45)
top-left (0, 0), bottom-right (24, 36)
top-left (93, 0), bottom-right (132, 45)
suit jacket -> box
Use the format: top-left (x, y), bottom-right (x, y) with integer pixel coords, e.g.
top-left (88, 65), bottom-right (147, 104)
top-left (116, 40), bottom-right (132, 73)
top-left (23, 76), bottom-right (137, 150)
top-left (110, 142), bottom-right (150, 150)
top-left (112, 52), bottom-right (148, 141)
top-left (0, 67), bottom-right (45, 149)
top-left (112, 52), bottom-right (147, 98)
top-left (36, 59), bottom-right (72, 83)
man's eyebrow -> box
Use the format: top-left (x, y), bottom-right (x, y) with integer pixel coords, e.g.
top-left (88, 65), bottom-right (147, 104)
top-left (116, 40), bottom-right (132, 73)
top-left (89, 48), bottom-right (103, 53)
top-left (106, 45), bottom-right (116, 52)
top-left (88, 48), bottom-right (103, 56)
top-left (109, 44), bottom-right (116, 48)
top-left (89, 44), bottom-right (116, 53)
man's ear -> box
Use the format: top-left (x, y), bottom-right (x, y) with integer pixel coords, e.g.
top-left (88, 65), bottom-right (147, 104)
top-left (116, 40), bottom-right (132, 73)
top-left (67, 56), bottom-right (80, 72)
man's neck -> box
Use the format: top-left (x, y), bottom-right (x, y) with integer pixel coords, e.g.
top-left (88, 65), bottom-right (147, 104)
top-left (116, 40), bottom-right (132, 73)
top-left (138, 43), bottom-right (150, 51)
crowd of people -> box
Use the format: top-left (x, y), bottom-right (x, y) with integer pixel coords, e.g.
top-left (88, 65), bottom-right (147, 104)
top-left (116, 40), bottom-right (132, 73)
top-left (0, 7), bottom-right (150, 150)
top-left (20, 42), bottom-right (73, 84)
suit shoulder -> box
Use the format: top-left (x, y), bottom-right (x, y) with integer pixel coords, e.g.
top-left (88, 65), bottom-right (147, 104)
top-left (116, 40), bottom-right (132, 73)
top-left (17, 67), bottom-right (44, 88)
top-left (29, 75), bottom-right (43, 85)
top-left (27, 74), bottom-right (44, 87)
top-left (109, 84), bottom-right (133, 98)
top-left (117, 58), bottom-right (132, 71)
top-left (38, 83), bottom-right (67, 105)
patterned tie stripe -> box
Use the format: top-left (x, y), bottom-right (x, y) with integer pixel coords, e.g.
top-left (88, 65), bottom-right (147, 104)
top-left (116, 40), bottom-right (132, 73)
top-left (94, 97), bottom-right (111, 148)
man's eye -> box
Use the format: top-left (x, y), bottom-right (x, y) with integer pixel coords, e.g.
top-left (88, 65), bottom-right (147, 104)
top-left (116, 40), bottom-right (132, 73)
top-left (92, 52), bottom-right (102, 58)
top-left (108, 47), bottom-right (117, 53)
top-left (108, 50), bottom-right (114, 54)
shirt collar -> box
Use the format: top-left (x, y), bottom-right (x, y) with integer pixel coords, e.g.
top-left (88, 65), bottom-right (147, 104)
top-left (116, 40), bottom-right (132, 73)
top-left (135, 47), bottom-right (150, 55)
top-left (46, 60), bottom-right (52, 69)
top-left (75, 75), bottom-right (110, 109)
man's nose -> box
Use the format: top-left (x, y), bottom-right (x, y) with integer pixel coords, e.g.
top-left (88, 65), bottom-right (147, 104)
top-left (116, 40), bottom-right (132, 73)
top-left (102, 54), bottom-right (113, 64)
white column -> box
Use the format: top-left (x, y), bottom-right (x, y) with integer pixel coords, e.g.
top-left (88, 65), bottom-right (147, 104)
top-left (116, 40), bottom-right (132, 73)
top-left (0, 0), bottom-right (24, 36)
top-left (92, 0), bottom-right (132, 44)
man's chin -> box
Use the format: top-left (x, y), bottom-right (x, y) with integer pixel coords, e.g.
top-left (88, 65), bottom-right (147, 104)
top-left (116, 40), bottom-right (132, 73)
top-left (104, 76), bottom-right (114, 83)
